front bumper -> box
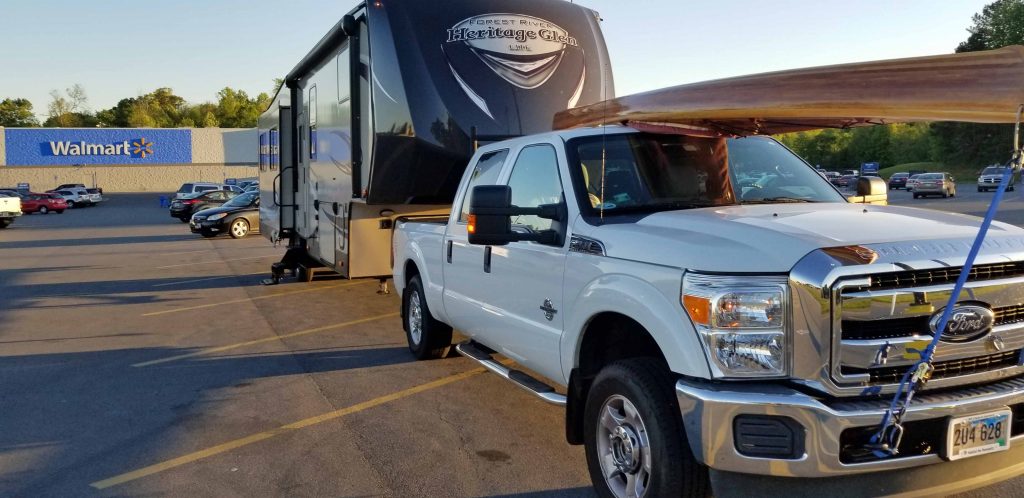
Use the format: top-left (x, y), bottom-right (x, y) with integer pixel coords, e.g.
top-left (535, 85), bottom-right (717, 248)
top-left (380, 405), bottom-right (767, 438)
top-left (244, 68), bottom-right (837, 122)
top-left (189, 219), bottom-right (223, 233)
top-left (676, 376), bottom-right (1024, 478)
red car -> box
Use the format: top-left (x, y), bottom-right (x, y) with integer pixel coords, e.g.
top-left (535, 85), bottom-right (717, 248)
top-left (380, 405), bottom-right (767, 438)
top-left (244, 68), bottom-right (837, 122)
top-left (21, 193), bottom-right (68, 214)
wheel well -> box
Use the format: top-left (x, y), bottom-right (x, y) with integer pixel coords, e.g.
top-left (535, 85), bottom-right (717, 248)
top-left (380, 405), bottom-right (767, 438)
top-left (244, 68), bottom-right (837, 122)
top-left (566, 312), bottom-right (669, 445)
top-left (403, 260), bottom-right (420, 286)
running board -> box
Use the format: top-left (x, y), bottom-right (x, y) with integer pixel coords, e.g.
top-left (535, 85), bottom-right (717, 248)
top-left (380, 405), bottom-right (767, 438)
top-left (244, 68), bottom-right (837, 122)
top-left (455, 341), bottom-right (567, 406)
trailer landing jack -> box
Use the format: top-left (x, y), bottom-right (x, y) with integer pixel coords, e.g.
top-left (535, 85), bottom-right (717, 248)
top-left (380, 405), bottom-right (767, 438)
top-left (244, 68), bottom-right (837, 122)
top-left (262, 246), bottom-right (315, 286)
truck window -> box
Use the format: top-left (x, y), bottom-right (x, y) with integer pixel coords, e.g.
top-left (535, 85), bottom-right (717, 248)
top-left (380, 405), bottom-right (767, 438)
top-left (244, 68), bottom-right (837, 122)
top-left (458, 149), bottom-right (508, 223)
top-left (507, 145), bottom-right (563, 233)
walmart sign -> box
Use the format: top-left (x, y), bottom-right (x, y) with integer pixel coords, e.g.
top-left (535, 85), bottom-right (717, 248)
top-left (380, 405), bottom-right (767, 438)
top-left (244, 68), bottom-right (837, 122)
top-left (5, 129), bottom-right (192, 166)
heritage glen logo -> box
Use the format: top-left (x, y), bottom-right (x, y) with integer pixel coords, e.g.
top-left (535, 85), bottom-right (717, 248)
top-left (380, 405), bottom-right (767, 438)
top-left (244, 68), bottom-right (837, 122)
top-left (446, 17), bottom-right (578, 47)
top-left (445, 14), bottom-right (579, 91)
top-left (48, 138), bottom-right (155, 159)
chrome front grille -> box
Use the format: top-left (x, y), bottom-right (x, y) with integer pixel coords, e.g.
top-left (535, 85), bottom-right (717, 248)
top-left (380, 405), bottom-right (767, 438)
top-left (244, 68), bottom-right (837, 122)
top-left (852, 261), bottom-right (1024, 292)
top-left (831, 264), bottom-right (1024, 390)
top-left (842, 350), bottom-right (1022, 384)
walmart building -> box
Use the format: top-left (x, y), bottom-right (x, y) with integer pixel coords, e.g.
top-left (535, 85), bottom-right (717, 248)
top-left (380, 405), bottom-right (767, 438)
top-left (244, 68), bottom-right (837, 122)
top-left (0, 127), bottom-right (257, 192)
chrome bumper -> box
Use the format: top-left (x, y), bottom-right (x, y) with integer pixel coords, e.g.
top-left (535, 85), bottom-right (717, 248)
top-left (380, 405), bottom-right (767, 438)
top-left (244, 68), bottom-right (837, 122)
top-left (676, 376), bottom-right (1024, 477)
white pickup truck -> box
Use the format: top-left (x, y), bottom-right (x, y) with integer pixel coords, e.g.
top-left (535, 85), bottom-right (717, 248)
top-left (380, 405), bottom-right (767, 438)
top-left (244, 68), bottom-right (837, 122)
top-left (0, 193), bottom-right (22, 228)
top-left (393, 125), bottom-right (1024, 497)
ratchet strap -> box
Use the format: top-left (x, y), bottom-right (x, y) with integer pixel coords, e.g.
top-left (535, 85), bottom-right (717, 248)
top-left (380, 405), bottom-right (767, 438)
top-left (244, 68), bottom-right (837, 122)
top-left (867, 105), bottom-right (1024, 457)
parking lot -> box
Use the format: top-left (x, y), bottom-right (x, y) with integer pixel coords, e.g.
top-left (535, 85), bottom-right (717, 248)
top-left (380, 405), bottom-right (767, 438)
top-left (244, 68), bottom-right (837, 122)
top-left (1, 190), bottom-right (1023, 497)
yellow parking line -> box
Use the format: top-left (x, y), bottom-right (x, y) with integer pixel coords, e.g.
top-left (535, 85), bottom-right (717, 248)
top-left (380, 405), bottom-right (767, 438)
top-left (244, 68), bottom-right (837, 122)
top-left (90, 367), bottom-right (486, 490)
top-left (132, 312), bottom-right (400, 367)
top-left (141, 280), bottom-right (371, 317)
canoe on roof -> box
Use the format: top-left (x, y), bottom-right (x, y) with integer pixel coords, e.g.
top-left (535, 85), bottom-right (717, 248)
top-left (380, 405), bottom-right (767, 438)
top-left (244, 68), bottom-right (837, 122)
top-left (553, 46), bottom-right (1024, 136)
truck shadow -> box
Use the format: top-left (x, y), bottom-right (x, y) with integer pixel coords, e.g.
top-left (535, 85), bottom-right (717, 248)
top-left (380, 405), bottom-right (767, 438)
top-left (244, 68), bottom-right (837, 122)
top-left (0, 344), bottom-right (414, 496)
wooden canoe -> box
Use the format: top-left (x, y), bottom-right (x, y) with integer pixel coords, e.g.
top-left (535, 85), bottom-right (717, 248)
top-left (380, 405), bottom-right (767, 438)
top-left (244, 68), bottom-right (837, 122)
top-left (553, 46), bottom-right (1024, 136)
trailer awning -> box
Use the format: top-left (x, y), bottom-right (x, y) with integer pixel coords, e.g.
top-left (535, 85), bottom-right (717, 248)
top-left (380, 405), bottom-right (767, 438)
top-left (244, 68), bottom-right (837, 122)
top-left (553, 46), bottom-right (1024, 136)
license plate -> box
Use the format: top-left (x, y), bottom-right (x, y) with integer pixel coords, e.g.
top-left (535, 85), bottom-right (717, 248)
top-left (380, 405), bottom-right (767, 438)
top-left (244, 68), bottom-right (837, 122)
top-left (946, 408), bottom-right (1012, 461)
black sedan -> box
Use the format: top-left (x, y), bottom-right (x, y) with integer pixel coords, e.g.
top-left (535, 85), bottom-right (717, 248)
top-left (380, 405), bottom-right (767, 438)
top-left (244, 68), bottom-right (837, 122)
top-left (190, 192), bottom-right (260, 239)
top-left (169, 190), bottom-right (237, 222)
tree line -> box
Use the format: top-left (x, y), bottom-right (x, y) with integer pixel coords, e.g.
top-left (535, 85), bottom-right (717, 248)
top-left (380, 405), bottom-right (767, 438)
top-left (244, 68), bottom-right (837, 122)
top-left (0, 80), bottom-right (282, 129)
top-left (780, 0), bottom-right (1022, 170)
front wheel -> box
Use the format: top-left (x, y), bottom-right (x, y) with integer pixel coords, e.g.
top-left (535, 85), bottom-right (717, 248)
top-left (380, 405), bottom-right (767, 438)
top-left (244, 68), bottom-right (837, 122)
top-left (229, 218), bottom-right (250, 239)
top-left (913, 193), bottom-right (920, 199)
top-left (585, 359), bottom-right (709, 498)
top-left (402, 275), bottom-right (452, 360)
top-left (38, 206), bottom-right (48, 214)
top-left (67, 200), bottom-right (75, 209)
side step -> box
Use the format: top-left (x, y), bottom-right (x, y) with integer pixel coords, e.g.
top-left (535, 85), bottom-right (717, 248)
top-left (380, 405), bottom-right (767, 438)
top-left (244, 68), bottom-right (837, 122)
top-left (455, 341), bottom-right (567, 406)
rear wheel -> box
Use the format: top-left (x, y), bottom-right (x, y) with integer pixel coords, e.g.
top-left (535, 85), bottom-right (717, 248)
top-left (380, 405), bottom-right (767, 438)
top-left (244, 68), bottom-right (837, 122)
top-left (402, 275), bottom-right (452, 360)
top-left (229, 218), bottom-right (250, 239)
top-left (67, 200), bottom-right (75, 208)
top-left (0, 219), bottom-right (10, 229)
top-left (585, 359), bottom-right (709, 498)
top-left (38, 206), bottom-right (48, 214)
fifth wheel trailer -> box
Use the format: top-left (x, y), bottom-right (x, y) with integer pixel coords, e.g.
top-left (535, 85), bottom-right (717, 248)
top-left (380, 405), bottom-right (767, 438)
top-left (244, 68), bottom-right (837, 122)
top-left (258, 0), bottom-right (614, 280)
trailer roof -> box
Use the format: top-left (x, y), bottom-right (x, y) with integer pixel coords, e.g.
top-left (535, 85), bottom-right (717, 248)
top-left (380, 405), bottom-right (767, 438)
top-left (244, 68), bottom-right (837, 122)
top-left (553, 45), bottom-right (1024, 136)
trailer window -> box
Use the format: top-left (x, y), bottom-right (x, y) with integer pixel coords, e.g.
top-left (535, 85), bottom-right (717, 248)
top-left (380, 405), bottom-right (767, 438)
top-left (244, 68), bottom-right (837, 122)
top-left (458, 149), bottom-right (508, 223)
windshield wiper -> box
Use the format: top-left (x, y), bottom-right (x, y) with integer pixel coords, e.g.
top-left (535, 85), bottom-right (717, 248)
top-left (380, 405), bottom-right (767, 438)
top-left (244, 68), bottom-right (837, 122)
top-left (742, 197), bottom-right (817, 204)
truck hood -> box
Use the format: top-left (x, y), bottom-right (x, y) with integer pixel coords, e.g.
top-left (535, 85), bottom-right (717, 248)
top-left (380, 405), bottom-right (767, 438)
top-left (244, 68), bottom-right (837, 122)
top-left (587, 203), bottom-right (1024, 273)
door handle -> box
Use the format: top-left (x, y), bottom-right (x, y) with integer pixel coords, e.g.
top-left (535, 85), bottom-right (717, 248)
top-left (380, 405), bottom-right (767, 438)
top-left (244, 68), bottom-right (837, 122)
top-left (446, 240), bottom-right (453, 264)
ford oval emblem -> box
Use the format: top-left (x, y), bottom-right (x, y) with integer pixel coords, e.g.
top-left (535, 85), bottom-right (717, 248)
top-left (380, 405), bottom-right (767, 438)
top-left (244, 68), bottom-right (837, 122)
top-left (929, 304), bottom-right (995, 342)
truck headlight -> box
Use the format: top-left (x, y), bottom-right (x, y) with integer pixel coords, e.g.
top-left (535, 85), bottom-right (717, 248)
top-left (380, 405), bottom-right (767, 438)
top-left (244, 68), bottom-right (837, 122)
top-left (682, 273), bottom-right (789, 378)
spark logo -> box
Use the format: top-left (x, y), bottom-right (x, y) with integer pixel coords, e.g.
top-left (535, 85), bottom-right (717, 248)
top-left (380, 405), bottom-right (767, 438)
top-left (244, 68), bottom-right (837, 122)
top-left (131, 138), bottom-right (154, 158)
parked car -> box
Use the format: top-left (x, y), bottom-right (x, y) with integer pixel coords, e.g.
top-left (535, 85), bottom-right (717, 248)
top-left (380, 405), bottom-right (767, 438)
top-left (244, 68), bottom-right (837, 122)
top-left (0, 192), bottom-right (21, 228)
top-left (20, 193), bottom-right (67, 214)
top-left (0, 189), bottom-right (24, 199)
top-left (169, 190), bottom-right (238, 222)
top-left (912, 172), bottom-right (957, 198)
top-left (50, 188), bottom-right (93, 208)
top-left (836, 174), bottom-right (858, 188)
top-left (888, 172), bottom-right (910, 189)
top-left (54, 183), bottom-right (103, 194)
top-left (175, 182), bottom-right (222, 199)
top-left (85, 188), bottom-right (104, 203)
top-left (977, 166), bottom-right (1016, 192)
top-left (190, 192), bottom-right (261, 239)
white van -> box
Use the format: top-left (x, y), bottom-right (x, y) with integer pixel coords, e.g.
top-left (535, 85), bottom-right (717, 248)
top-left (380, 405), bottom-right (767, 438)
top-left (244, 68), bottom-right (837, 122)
top-left (175, 182), bottom-right (221, 199)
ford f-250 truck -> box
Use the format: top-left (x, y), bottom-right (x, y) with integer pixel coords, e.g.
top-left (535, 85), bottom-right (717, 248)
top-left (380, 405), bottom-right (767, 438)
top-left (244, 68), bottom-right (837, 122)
top-left (393, 125), bottom-right (1024, 497)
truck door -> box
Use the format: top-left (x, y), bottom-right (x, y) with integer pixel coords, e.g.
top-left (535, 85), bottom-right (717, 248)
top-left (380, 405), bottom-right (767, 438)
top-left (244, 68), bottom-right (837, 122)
top-left (442, 149), bottom-right (510, 337)
top-left (483, 144), bottom-right (568, 382)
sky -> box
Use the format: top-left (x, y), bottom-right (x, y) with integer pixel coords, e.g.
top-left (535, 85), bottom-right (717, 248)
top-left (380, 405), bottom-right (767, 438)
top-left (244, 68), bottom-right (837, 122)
top-left (0, 0), bottom-right (988, 120)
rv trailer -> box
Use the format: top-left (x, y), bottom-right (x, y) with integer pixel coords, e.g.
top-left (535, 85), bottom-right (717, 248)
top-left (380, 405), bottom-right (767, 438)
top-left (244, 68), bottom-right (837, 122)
top-left (259, 0), bottom-right (614, 281)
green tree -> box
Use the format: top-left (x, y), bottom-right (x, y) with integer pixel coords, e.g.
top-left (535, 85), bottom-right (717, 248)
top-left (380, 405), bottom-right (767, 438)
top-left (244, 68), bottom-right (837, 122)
top-left (0, 98), bottom-right (39, 127)
top-left (202, 111), bottom-right (219, 128)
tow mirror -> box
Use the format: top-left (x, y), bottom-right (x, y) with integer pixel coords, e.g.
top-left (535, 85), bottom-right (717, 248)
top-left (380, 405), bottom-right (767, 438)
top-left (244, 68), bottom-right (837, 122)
top-left (849, 176), bottom-right (888, 205)
top-left (467, 185), bottom-right (565, 246)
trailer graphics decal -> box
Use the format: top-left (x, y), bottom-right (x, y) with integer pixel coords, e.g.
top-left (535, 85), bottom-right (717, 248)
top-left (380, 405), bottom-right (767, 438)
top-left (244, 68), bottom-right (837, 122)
top-left (446, 13), bottom-right (578, 90)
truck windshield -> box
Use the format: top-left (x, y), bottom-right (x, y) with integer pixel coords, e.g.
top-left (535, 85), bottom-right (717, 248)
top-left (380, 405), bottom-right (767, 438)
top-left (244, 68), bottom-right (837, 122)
top-left (569, 133), bottom-right (846, 214)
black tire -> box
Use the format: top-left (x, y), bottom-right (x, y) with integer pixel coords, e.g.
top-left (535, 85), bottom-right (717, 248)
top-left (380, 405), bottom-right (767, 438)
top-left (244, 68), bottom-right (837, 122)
top-left (1010, 185), bottom-right (1016, 192)
top-left (200, 231), bottom-right (218, 238)
top-left (67, 200), bottom-right (75, 209)
top-left (229, 218), bottom-right (250, 239)
top-left (913, 193), bottom-right (919, 199)
top-left (402, 275), bottom-right (452, 360)
top-left (585, 359), bottom-right (709, 498)
top-left (978, 187), bottom-right (984, 192)
top-left (56, 210), bottom-right (64, 214)
top-left (0, 219), bottom-right (10, 229)
top-left (178, 217), bottom-right (190, 223)
top-left (38, 206), bottom-right (48, 214)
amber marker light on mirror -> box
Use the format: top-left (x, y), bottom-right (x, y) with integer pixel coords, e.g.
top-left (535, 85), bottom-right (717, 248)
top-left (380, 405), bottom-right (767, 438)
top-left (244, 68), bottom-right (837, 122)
top-left (467, 214), bottom-right (476, 234)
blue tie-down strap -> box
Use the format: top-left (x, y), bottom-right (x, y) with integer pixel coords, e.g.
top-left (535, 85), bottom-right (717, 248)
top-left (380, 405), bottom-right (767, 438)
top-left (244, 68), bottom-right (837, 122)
top-left (867, 152), bottom-right (1021, 457)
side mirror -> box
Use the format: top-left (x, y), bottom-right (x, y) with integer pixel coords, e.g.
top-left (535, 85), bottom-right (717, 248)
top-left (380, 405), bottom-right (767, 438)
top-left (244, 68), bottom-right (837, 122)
top-left (856, 176), bottom-right (887, 196)
top-left (467, 185), bottom-right (514, 246)
top-left (467, 185), bottom-right (565, 246)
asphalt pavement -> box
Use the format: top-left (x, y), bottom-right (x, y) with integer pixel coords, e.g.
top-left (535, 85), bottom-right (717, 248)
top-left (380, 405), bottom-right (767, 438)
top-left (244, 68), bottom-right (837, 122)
top-left (1, 190), bottom-right (1023, 497)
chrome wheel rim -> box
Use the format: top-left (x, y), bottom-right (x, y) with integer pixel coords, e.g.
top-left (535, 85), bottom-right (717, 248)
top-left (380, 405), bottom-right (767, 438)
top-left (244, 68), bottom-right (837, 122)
top-left (39, 207), bottom-right (47, 214)
top-left (597, 395), bottom-right (651, 498)
top-left (231, 220), bottom-right (248, 237)
top-left (408, 290), bottom-right (423, 345)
